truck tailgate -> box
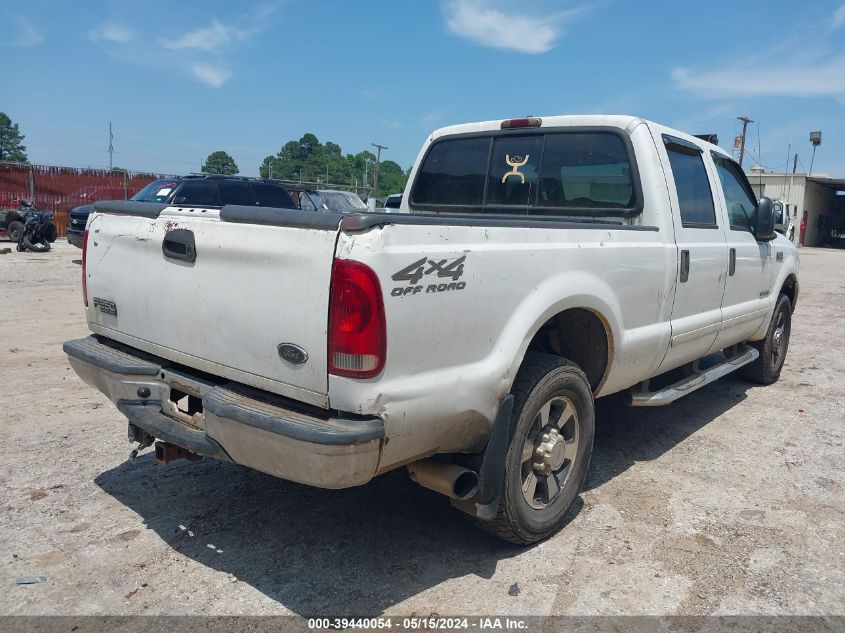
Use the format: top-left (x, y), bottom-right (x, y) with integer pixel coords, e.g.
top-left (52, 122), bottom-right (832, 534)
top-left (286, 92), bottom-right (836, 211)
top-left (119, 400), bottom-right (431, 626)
top-left (84, 207), bottom-right (338, 407)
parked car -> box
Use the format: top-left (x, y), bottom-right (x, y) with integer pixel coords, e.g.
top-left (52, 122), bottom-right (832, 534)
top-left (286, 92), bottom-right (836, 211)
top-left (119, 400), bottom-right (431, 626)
top-left (65, 115), bottom-right (798, 544)
top-left (66, 179), bottom-right (177, 247)
top-left (772, 199), bottom-right (796, 242)
top-left (66, 176), bottom-right (297, 247)
top-left (298, 189), bottom-right (367, 212)
top-left (383, 193), bottom-right (402, 210)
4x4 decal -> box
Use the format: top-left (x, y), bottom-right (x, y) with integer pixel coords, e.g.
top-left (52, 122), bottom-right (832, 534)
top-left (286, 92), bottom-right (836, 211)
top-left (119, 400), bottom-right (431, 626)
top-left (390, 255), bottom-right (467, 297)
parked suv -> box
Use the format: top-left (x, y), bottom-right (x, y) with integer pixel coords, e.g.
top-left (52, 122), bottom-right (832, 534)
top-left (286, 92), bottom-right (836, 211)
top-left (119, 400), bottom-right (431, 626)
top-left (66, 176), bottom-right (296, 247)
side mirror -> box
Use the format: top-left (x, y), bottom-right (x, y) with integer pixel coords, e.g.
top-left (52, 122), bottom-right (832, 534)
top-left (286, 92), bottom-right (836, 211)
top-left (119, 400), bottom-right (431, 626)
top-left (385, 195), bottom-right (402, 209)
top-left (173, 196), bottom-right (187, 204)
top-left (754, 197), bottom-right (777, 241)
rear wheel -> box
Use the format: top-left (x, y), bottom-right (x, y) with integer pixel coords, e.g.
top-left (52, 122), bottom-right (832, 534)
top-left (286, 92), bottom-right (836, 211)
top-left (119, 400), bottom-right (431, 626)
top-left (7, 220), bottom-right (23, 242)
top-left (477, 352), bottom-right (594, 544)
top-left (45, 222), bottom-right (58, 243)
top-left (742, 293), bottom-right (792, 385)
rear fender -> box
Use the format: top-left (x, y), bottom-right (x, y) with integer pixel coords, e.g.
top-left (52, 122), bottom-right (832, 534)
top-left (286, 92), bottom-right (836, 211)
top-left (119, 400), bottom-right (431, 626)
top-left (501, 270), bottom-right (622, 395)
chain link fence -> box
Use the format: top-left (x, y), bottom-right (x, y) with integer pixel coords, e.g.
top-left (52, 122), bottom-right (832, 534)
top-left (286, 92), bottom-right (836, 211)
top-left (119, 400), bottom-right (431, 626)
top-left (0, 162), bottom-right (177, 237)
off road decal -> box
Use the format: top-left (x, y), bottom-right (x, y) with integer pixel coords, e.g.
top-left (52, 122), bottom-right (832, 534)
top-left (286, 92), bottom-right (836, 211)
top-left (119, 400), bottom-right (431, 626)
top-left (390, 256), bottom-right (467, 297)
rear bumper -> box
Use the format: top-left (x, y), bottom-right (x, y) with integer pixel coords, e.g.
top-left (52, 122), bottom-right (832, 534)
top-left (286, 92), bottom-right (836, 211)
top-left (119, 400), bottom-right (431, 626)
top-left (64, 336), bottom-right (383, 488)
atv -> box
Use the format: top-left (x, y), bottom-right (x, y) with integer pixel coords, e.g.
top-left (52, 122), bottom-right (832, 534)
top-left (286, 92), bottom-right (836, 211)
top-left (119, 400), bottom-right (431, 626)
top-left (1, 199), bottom-right (57, 244)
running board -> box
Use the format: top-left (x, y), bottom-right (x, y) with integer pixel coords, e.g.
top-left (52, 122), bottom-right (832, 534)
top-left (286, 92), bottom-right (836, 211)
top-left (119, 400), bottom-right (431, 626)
top-left (626, 345), bottom-right (759, 407)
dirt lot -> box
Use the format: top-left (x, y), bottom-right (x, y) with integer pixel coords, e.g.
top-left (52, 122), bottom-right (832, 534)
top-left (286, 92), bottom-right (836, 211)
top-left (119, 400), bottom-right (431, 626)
top-left (1, 240), bottom-right (843, 617)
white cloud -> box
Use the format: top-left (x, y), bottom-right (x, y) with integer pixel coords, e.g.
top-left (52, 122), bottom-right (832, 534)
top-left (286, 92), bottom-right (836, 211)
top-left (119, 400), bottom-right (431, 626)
top-left (442, 0), bottom-right (583, 54)
top-left (159, 3), bottom-right (278, 51)
top-left (191, 64), bottom-right (231, 88)
top-left (88, 23), bottom-right (134, 44)
top-left (833, 3), bottom-right (845, 29)
top-left (87, 4), bottom-right (279, 88)
top-left (672, 55), bottom-right (845, 99)
top-left (160, 19), bottom-right (241, 51)
top-left (3, 14), bottom-right (43, 47)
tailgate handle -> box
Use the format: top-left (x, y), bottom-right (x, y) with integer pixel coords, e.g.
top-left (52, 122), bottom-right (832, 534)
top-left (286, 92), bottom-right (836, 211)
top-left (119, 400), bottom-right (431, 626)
top-left (162, 229), bottom-right (197, 263)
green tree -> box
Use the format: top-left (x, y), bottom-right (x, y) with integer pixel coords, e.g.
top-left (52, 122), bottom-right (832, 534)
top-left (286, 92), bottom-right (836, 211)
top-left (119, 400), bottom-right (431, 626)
top-left (258, 133), bottom-right (407, 194)
top-left (202, 150), bottom-right (239, 175)
top-left (0, 112), bottom-right (28, 162)
top-left (375, 160), bottom-right (408, 197)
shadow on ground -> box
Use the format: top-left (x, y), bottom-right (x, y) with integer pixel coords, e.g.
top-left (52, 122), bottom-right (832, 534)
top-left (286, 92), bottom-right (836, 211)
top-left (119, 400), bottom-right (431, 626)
top-left (95, 375), bottom-right (756, 615)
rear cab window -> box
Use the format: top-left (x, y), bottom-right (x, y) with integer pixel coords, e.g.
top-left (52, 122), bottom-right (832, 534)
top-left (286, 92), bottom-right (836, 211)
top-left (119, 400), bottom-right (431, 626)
top-left (410, 128), bottom-right (640, 216)
top-left (662, 135), bottom-right (716, 228)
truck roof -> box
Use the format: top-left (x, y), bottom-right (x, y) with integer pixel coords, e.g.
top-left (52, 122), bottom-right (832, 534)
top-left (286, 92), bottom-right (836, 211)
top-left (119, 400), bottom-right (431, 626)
top-left (430, 114), bottom-right (729, 159)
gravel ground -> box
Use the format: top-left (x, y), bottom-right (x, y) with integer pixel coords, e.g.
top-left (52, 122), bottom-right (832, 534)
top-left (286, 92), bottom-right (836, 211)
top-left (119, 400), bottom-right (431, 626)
top-left (0, 240), bottom-right (843, 617)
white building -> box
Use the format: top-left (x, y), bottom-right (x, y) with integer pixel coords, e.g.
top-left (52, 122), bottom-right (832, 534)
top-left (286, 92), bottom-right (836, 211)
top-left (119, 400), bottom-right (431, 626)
top-left (746, 168), bottom-right (845, 247)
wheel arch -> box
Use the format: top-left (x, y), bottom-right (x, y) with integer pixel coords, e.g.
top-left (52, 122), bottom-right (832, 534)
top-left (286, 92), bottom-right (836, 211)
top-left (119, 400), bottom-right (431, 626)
top-left (509, 301), bottom-right (617, 396)
top-left (780, 273), bottom-right (798, 312)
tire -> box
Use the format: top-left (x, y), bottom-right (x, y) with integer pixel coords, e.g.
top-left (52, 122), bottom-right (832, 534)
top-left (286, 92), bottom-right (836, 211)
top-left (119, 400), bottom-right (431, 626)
top-left (7, 220), bottom-right (23, 242)
top-left (741, 294), bottom-right (792, 385)
top-left (22, 236), bottom-right (51, 253)
top-left (45, 223), bottom-right (58, 243)
top-left (476, 352), bottom-right (595, 544)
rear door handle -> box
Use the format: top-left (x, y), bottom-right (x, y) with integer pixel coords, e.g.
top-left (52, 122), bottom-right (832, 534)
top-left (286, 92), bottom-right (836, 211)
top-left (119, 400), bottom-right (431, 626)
top-left (679, 249), bottom-right (690, 283)
top-left (729, 248), bottom-right (736, 276)
top-left (162, 229), bottom-right (197, 263)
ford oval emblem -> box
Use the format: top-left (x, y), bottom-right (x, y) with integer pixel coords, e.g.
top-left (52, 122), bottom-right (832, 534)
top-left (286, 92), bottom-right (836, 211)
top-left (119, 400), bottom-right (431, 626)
top-left (277, 343), bottom-right (308, 365)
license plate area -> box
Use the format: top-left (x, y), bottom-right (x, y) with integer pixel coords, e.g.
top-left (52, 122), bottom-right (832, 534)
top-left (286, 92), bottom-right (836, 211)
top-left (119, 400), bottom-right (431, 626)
top-left (159, 369), bottom-right (214, 430)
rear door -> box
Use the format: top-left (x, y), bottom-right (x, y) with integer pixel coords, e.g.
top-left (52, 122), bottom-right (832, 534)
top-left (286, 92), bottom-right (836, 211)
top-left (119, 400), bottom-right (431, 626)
top-left (85, 207), bottom-right (338, 407)
top-left (656, 134), bottom-right (728, 372)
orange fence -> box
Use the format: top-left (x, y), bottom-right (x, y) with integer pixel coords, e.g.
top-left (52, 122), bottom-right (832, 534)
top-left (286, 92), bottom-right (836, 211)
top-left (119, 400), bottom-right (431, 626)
top-left (0, 162), bottom-right (177, 237)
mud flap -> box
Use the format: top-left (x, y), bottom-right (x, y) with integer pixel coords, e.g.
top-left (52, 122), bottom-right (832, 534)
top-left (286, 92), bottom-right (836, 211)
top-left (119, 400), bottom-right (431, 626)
top-left (451, 394), bottom-right (514, 521)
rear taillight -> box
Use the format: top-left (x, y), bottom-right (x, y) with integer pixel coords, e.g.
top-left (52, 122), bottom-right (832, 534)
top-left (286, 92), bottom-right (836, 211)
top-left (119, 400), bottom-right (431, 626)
top-left (81, 228), bottom-right (89, 307)
top-left (328, 259), bottom-right (386, 379)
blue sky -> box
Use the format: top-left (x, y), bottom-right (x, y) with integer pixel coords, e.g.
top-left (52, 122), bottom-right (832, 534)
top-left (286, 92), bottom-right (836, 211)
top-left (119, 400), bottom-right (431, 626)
top-left (2, 0), bottom-right (844, 177)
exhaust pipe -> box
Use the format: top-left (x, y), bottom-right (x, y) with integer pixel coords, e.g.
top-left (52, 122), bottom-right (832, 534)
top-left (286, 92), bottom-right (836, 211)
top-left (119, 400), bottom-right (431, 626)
top-left (155, 441), bottom-right (201, 464)
top-left (407, 460), bottom-right (479, 501)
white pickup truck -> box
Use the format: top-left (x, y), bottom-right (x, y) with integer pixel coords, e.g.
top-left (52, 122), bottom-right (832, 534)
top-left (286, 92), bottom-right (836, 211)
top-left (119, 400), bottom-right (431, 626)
top-left (65, 115), bottom-right (798, 544)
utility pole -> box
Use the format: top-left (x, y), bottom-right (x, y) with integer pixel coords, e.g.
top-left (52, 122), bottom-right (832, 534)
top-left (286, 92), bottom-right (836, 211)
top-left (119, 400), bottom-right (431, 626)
top-left (108, 122), bottom-right (114, 171)
top-left (371, 143), bottom-right (388, 199)
top-left (736, 116), bottom-right (753, 168)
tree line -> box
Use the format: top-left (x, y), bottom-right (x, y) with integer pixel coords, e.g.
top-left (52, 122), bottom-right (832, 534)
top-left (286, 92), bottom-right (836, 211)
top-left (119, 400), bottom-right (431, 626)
top-left (1, 113), bottom-right (407, 198)
top-left (203, 133), bottom-right (408, 198)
